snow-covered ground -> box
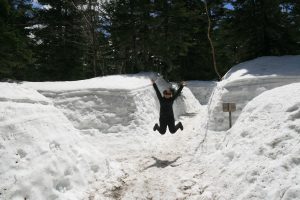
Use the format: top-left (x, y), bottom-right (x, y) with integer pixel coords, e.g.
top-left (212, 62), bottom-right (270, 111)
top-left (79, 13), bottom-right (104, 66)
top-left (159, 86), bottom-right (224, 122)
top-left (1, 55), bottom-right (300, 200)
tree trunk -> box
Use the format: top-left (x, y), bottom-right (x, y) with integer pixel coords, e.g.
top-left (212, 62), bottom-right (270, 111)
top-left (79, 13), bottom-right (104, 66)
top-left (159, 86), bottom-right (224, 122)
top-left (203, 0), bottom-right (221, 80)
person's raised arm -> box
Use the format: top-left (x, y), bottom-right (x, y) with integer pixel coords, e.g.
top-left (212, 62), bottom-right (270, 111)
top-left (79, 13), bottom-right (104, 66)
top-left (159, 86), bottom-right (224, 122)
top-left (172, 81), bottom-right (186, 100)
top-left (151, 79), bottom-right (162, 102)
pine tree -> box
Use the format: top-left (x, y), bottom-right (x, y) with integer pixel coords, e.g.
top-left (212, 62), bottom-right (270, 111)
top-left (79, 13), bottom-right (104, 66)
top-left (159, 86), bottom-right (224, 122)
top-left (0, 0), bottom-right (32, 80)
top-left (103, 0), bottom-right (153, 74)
top-left (279, 0), bottom-right (300, 54)
top-left (30, 0), bottom-right (87, 81)
top-left (104, 0), bottom-right (201, 79)
top-left (79, 0), bottom-right (110, 77)
top-left (224, 0), bottom-right (299, 63)
top-left (149, 0), bottom-right (195, 79)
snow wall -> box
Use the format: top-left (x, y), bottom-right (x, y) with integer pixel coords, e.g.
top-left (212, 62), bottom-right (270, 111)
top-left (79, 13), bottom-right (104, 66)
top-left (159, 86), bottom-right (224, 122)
top-left (199, 83), bottom-right (300, 199)
top-left (0, 83), bottom-right (107, 200)
top-left (23, 73), bottom-right (201, 134)
top-left (209, 56), bottom-right (300, 131)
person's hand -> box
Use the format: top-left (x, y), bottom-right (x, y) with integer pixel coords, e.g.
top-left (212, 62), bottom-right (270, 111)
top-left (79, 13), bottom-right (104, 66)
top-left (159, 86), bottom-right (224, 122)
top-left (180, 81), bottom-right (186, 86)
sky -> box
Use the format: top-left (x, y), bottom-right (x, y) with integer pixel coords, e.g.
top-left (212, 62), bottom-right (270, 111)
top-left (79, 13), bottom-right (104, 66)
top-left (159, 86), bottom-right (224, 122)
top-left (224, 3), bottom-right (234, 10)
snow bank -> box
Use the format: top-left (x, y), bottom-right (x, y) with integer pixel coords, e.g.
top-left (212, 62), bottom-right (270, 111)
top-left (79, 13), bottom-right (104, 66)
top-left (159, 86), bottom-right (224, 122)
top-left (0, 83), bottom-right (106, 200)
top-left (197, 83), bottom-right (300, 199)
top-left (23, 73), bottom-right (201, 134)
top-left (223, 55), bottom-right (300, 82)
top-left (187, 81), bottom-right (217, 105)
top-left (23, 74), bottom-right (154, 91)
top-left (0, 73), bottom-right (202, 199)
top-left (209, 55), bottom-right (300, 131)
top-left (0, 83), bottom-right (51, 105)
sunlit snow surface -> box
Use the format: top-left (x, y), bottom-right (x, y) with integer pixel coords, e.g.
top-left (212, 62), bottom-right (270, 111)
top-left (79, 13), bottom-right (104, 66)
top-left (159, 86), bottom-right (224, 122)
top-left (1, 73), bottom-right (202, 200)
top-left (209, 55), bottom-right (300, 131)
top-left (1, 56), bottom-right (300, 200)
top-left (197, 83), bottom-right (300, 200)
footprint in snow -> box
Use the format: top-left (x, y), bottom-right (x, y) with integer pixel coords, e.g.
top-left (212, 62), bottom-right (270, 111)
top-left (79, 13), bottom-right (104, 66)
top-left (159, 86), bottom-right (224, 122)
top-left (17, 149), bottom-right (27, 158)
top-left (54, 178), bottom-right (72, 193)
top-left (49, 141), bottom-right (61, 151)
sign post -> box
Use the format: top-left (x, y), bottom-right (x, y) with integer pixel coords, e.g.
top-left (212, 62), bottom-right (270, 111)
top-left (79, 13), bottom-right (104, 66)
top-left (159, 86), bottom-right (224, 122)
top-left (222, 103), bottom-right (236, 128)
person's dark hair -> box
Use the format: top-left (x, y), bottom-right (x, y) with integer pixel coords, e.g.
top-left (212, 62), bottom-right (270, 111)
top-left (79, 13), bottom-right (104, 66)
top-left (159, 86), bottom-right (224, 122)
top-left (163, 89), bottom-right (172, 95)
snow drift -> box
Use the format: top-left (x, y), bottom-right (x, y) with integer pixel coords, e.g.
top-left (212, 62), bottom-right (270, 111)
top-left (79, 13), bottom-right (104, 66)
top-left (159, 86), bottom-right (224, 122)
top-left (0, 83), bottom-right (106, 200)
top-left (196, 83), bottom-right (300, 200)
top-left (209, 55), bottom-right (300, 131)
top-left (23, 73), bottom-right (201, 134)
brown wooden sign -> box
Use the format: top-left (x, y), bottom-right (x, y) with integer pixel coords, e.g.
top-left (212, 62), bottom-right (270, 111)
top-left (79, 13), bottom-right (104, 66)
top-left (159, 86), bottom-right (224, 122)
top-left (222, 103), bottom-right (236, 112)
top-left (222, 103), bottom-right (236, 128)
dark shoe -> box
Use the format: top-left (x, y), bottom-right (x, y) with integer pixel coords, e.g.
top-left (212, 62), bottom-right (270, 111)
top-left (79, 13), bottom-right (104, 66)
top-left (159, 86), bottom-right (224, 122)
top-left (178, 122), bottom-right (183, 131)
top-left (153, 124), bottom-right (159, 131)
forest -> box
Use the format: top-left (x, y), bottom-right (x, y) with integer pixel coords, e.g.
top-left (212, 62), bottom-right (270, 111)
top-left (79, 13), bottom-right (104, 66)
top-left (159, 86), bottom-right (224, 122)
top-left (1, 0), bottom-right (299, 81)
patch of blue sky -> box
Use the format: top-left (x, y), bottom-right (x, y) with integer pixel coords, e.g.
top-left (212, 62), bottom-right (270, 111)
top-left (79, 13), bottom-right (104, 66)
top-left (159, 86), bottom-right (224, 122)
top-left (224, 3), bottom-right (234, 10)
top-left (31, 0), bottom-right (42, 8)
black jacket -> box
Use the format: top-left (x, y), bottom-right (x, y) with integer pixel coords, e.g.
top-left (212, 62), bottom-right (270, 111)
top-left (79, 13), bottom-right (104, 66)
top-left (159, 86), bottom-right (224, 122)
top-left (153, 83), bottom-right (184, 119)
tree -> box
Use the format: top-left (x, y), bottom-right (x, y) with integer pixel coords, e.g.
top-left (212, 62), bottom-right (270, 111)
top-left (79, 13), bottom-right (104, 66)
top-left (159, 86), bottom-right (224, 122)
top-left (0, 0), bottom-right (32, 80)
top-left (104, 0), bottom-right (201, 80)
top-left (73, 0), bottom-right (109, 77)
top-left (30, 0), bottom-right (87, 81)
top-left (224, 0), bottom-right (299, 63)
top-left (203, 0), bottom-right (221, 80)
top-left (103, 0), bottom-right (154, 74)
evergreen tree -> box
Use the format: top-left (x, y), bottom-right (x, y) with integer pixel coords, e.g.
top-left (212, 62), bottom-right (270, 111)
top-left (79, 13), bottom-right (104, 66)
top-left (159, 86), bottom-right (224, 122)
top-left (279, 0), bottom-right (300, 54)
top-left (103, 0), bottom-right (154, 74)
top-left (80, 0), bottom-right (110, 77)
top-left (177, 0), bottom-right (227, 80)
top-left (150, 0), bottom-right (196, 79)
top-left (0, 0), bottom-right (32, 80)
top-left (224, 0), bottom-right (299, 63)
top-left (2, 0), bottom-right (299, 81)
top-left (104, 0), bottom-right (203, 80)
top-left (30, 0), bottom-right (87, 81)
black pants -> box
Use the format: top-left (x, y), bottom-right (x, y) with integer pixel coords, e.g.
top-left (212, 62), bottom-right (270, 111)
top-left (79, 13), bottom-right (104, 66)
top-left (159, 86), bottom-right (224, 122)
top-left (157, 117), bottom-right (181, 135)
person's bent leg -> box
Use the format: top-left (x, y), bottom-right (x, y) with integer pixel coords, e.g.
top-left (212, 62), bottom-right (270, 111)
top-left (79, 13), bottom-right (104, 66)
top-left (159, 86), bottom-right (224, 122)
top-left (157, 118), bottom-right (167, 135)
top-left (168, 120), bottom-right (183, 134)
top-left (168, 119), bottom-right (177, 134)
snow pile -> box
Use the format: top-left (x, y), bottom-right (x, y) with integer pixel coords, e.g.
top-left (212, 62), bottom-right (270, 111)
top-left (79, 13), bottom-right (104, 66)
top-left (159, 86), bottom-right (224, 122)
top-left (223, 55), bottom-right (300, 81)
top-left (187, 81), bottom-right (217, 105)
top-left (0, 83), bottom-right (51, 105)
top-left (196, 83), bottom-right (300, 199)
top-left (0, 73), bottom-right (202, 200)
top-left (0, 83), bottom-right (106, 200)
top-left (23, 73), bottom-right (200, 134)
top-left (209, 55), bottom-right (300, 131)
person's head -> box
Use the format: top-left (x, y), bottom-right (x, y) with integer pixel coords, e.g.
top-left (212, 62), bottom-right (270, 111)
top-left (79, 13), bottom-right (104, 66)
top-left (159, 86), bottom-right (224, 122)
top-left (163, 89), bottom-right (172, 99)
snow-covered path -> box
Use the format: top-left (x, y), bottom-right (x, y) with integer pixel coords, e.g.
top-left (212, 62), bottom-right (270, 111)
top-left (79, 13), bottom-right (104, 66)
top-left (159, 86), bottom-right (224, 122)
top-left (84, 111), bottom-right (209, 200)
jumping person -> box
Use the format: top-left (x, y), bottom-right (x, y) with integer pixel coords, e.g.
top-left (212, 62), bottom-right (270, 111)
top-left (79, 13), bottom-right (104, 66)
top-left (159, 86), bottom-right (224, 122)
top-left (151, 79), bottom-right (185, 134)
